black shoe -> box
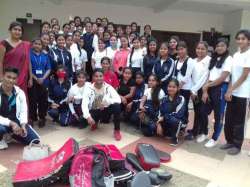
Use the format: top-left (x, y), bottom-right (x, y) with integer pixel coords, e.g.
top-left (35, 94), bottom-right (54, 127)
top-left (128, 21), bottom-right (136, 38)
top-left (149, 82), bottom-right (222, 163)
top-left (184, 133), bottom-right (194, 141)
top-left (227, 147), bottom-right (241, 155)
top-left (220, 143), bottom-right (234, 150)
top-left (38, 119), bottom-right (46, 128)
top-left (169, 138), bottom-right (178, 147)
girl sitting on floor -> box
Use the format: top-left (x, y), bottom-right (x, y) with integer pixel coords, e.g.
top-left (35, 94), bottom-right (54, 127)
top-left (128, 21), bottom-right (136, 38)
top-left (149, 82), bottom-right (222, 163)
top-left (126, 72), bottom-right (148, 127)
top-left (138, 74), bottom-right (165, 136)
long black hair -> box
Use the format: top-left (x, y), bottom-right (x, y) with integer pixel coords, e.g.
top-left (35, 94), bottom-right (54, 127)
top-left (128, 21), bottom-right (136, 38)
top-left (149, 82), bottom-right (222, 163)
top-left (129, 36), bottom-right (140, 66)
top-left (149, 74), bottom-right (161, 108)
top-left (73, 30), bottom-right (82, 57)
top-left (209, 38), bottom-right (229, 70)
top-left (146, 38), bottom-right (158, 56)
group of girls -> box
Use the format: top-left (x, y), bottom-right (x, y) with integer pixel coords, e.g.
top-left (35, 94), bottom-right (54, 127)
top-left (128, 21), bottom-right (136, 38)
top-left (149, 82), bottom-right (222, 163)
top-left (2, 18), bottom-right (250, 154)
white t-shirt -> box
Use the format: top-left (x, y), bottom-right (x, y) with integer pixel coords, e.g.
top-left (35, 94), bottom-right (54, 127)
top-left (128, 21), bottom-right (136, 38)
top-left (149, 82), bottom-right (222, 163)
top-left (107, 47), bottom-right (118, 61)
top-left (127, 48), bottom-right (144, 69)
top-left (70, 43), bottom-right (88, 72)
top-left (92, 34), bottom-right (99, 51)
top-left (68, 82), bottom-right (91, 113)
top-left (209, 56), bottom-right (233, 82)
top-left (175, 58), bottom-right (195, 90)
top-left (191, 56), bottom-right (211, 94)
top-left (232, 49), bottom-right (250, 98)
top-left (142, 47), bottom-right (147, 56)
top-left (144, 88), bottom-right (165, 100)
top-left (92, 49), bottom-right (108, 69)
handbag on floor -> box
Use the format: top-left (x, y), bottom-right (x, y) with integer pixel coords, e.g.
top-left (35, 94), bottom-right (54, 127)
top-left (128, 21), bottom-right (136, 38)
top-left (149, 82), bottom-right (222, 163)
top-left (13, 138), bottom-right (79, 187)
top-left (22, 139), bottom-right (50, 161)
top-left (135, 143), bottom-right (160, 171)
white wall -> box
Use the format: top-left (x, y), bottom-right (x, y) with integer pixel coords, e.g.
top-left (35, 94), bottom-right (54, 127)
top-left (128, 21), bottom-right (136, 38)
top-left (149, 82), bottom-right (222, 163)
top-left (223, 10), bottom-right (242, 51)
top-left (0, 0), bottom-right (224, 38)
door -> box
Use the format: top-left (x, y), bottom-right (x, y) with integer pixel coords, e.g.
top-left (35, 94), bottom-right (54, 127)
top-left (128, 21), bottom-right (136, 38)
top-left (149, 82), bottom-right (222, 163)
top-left (16, 18), bottom-right (42, 41)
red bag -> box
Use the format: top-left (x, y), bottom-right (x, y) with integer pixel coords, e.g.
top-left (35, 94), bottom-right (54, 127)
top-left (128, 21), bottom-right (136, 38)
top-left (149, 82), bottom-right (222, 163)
top-left (13, 138), bottom-right (79, 187)
top-left (69, 145), bottom-right (112, 187)
top-left (135, 143), bottom-right (160, 171)
top-left (94, 144), bottom-right (125, 171)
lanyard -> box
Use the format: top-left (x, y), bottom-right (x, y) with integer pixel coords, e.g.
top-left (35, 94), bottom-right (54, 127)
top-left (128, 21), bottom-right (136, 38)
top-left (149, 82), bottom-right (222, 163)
top-left (34, 55), bottom-right (42, 68)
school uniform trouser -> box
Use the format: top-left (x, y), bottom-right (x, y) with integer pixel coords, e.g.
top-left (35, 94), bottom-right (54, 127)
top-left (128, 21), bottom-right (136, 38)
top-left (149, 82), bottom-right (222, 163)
top-left (191, 89), bottom-right (209, 137)
top-left (90, 103), bottom-right (121, 130)
top-left (224, 96), bottom-right (247, 149)
top-left (29, 81), bottom-right (48, 121)
top-left (180, 89), bottom-right (191, 124)
top-left (201, 83), bottom-right (228, 141)
top-left (0, 120), bottom-right (40, 145)
top-left (48, 105), bottom-right (70, 126)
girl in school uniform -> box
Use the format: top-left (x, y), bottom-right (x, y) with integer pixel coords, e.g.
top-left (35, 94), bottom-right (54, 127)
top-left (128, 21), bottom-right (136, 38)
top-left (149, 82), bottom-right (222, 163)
top-left (113, 36), bottom-right (130, 77)
top-left (106, 35), bottom-right (118, 62)
top-left (51, 34), bottom-right (73, 81)
top-left (173, 41), bottom-right (195, 125)
top-left (157, 78), bottom-right (186, 146)
top-left (91, 39), bottom-right (108, 70)
top-left (201, 38), bottom-right (233, 148)
top-left (70, 30), bottom-right (86, 81)
top-left (101, 57), bottom-right (119, 89)
top-left (126, 72), bottom-right (148, 127)
top-left (41, 21), bottom-right (51, 34)
top-left (65, 34), bottom-right (73, 52)
top-left (153, 42), bottom-right (175, 93)
top-left (67, 70), bottom-right (91, 128)
top-left (169, 36), bottom-right (179, 61)
top-left (221, 30), bottom-right (250, 155)
top-left (143, 38), bottom-right (158, 82)
top-left (138, 74), bottom-right (165, 136)
top-left (140, 35), bottom-right (147, 56)
top-left (78, 37), bottom-right (88, 72)
top-left (48, 65), bottom-right (71, 126)
top-left (185, 41), bottom-right (211, 141)
top-left (127, 37), bottom-right (144, 75)
top-left (117, 67), bottom-right (136, 111)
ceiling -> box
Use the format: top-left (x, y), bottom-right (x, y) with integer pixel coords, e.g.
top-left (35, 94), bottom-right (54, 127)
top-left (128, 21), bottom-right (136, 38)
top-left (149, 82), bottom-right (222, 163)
top-left (69, 0), bottom-right (250, 14)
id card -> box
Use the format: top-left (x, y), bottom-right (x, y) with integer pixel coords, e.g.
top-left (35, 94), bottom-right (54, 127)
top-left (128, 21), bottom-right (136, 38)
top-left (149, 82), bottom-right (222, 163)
top-left (36, 70), bottom-right (43, 75)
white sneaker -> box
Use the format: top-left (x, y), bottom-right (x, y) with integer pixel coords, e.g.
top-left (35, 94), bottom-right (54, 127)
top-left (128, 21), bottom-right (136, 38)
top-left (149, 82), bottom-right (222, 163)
top-left (205, 139), bottom-right (217, 148)
top-left (196, 134), bottom-right (208, 143)
top-left (0, 140), bottom-right (8, 150)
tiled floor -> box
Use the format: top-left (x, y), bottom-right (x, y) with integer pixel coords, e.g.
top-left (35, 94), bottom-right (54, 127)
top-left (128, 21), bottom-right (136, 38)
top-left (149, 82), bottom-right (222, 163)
top-left (1, 111), bottom-right (250, 187)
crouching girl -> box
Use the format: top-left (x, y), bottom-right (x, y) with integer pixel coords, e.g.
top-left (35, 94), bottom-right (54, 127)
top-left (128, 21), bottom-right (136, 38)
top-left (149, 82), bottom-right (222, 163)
top-left (157, 79), bottom-right (186, 146)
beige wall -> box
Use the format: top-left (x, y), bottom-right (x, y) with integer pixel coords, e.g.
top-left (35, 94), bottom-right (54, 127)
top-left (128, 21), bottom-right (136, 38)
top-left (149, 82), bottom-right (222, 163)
top-left (0, 0), bottom-right (224, 38)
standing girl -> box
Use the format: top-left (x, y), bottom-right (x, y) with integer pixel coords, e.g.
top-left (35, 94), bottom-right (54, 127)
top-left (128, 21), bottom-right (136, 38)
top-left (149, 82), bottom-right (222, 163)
top-left (113, 36), bottom-right (130, 76)
top-left (169, 36), bottom-right (179, 61)
top-left (51, 34), bottom-right (73, 81)
top-left (91, 39), bottom-right (107, 70)
top-left (106, 35), bottom-right (118, 62)
top-left (127, 37), bottom-right (144, 75)
top-left (139, 74), bottom-right (165, 136)
top-left (221, 30), bottom-right (250, 155)
top-left (201, 38), bottom-right (233, 148)
top-left (143, 39), bottom-right (158, 81)
top-left (153, 42), bottom-right (175, 93)
top-left (140, 35), bottom-right (147, 56)
top-left (174, 41), bottom-right (195, 125)
top-left (185, 41), bottom-right (211, 140)
top-left (29, 38), bottom-right (51, 128)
